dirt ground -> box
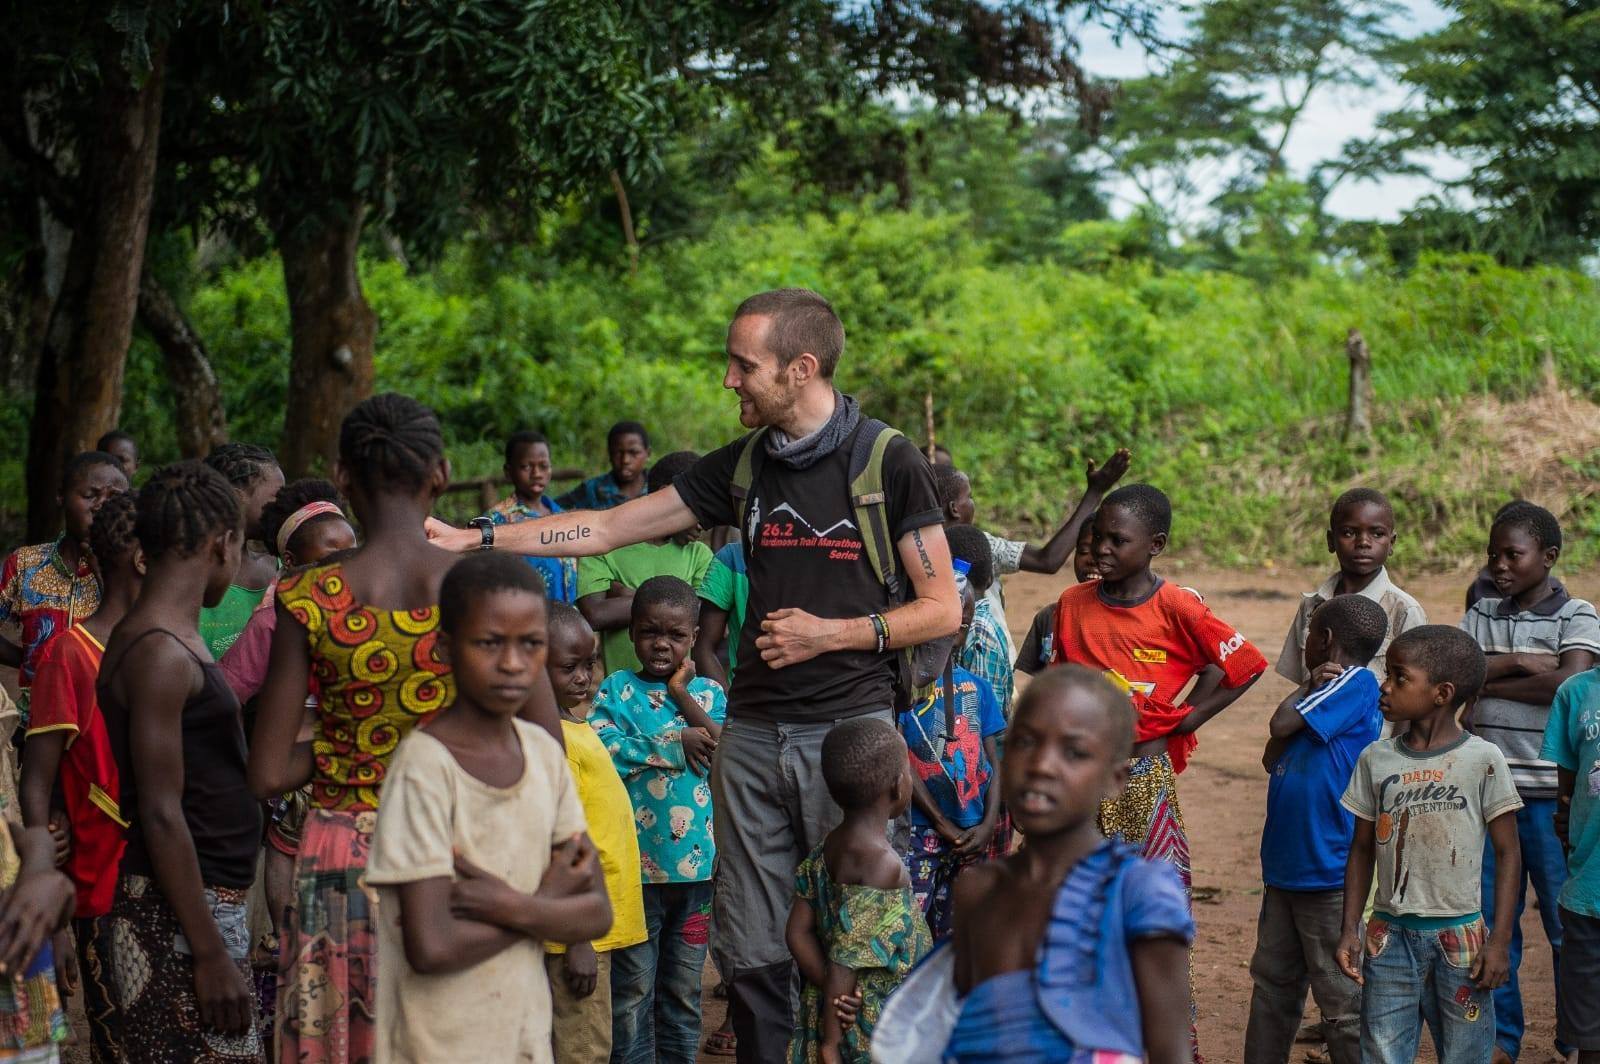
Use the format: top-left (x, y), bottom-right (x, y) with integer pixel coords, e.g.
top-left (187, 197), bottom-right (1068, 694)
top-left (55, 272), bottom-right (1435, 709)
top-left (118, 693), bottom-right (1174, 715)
top-left (694, 561), bottom-right (1597, 1063)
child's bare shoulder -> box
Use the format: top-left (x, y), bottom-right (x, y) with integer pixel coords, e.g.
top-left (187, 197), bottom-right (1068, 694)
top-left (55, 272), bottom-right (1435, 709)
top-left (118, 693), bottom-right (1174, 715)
top-left (826, 833), bottom-right (910, 891)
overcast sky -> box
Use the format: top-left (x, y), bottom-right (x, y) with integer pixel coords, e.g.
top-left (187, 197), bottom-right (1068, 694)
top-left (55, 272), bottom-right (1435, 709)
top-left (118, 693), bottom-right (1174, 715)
top-left (1075, 0), bottom-right (1469, 222)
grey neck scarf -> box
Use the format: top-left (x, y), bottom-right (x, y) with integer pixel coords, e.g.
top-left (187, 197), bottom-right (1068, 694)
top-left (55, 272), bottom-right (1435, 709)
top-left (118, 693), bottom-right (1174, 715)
top-left (763, 391), bottom-right (861, 469)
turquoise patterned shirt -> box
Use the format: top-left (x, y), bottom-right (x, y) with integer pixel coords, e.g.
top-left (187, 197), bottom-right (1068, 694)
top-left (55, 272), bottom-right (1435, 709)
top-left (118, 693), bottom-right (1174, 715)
top-left (589, 670), bottom-right (726, 884)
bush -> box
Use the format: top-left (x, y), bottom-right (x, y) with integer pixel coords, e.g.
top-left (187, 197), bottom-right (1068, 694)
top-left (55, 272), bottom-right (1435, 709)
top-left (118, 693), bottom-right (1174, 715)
top-left (10, 208), bottom-right (1592, 569)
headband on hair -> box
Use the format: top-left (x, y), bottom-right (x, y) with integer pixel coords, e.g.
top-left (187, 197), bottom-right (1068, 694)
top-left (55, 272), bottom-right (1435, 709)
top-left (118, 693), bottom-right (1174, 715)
top-left (276, 501), bottom-right (345, 557)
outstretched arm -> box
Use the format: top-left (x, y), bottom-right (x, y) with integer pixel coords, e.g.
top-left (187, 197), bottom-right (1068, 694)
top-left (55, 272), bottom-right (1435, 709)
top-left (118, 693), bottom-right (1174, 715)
top-left (429, 488), bottom-right (699, 557)
top-left (756, 523), bottom-right (961, 669)
top-left (1017, 449), bottom-right (1131, 573)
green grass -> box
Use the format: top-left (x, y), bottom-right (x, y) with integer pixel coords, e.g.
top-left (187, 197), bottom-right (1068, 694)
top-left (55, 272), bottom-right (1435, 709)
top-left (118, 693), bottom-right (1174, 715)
top-left (5, 210), bottom-right (1597, 569)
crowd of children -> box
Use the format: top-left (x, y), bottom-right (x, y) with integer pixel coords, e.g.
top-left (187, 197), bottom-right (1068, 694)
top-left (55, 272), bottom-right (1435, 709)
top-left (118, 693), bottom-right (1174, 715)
top-left (0, 390), bottom-right (1597, 1064)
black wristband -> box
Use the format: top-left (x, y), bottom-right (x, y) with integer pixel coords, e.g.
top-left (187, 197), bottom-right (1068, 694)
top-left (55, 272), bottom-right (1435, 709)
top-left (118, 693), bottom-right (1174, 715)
top-left (466, 517), bottom-right (495, 551)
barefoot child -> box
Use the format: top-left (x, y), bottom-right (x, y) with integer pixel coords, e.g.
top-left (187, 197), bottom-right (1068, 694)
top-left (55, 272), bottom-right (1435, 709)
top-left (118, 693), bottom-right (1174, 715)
top-left (588, 576), bottom-right (726, 1064)
top-left (99, 462), bottom-right (263, 1062)
top-left (543, 603), bottom-right (647, 1063)
top-left (1337, 626), bottom-right (1523, 1064)
top-left (874, 667), bottom-right (1194, 1062)
top-left (1246, 594), bottom-right (1389, 1064)
top-left (365, 553), bottom-right (611, 1062)
top-left (22, 492), bottom-right (142, 1062)
top-left (786, 717), bottom-right (931, 1063)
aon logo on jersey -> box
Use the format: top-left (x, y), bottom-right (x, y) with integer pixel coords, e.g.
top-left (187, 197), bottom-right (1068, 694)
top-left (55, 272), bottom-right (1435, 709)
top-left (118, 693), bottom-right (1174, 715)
top-left (1217, 632), bottom-right (1247, 661)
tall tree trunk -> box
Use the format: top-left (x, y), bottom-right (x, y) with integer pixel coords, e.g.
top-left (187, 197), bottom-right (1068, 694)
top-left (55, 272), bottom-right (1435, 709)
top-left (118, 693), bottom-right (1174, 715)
top-left (137, 272), bottom-right (228, 457)
top-left (276, 202), bottom-right (376, 477)
top-left (25, 44), bottom-right (166, 539)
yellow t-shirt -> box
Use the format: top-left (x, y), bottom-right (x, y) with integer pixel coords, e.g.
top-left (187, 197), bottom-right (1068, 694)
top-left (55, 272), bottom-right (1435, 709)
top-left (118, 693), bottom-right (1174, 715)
top-left (367, 720), bottom-right (586, 1064)
top-left (547, 718), bottom-right (647, 955)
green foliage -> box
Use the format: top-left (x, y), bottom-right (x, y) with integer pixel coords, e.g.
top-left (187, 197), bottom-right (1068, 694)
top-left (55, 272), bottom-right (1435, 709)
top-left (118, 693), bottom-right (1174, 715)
top-left (1380, 0), bottom-right (1600, 264)
top-left (21, 212), bottom-right (1587, 569)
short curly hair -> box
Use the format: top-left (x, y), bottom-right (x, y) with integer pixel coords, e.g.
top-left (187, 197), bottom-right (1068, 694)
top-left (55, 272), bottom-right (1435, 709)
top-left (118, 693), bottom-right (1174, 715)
top-left (439, 552), bottom-right (547, 636)
top-left (1012, 665), bottom-right (1134, 760)
top-left (1491, 500), bottom-right (1561, 552)
top-left (1390, 625), bottom-right (1487, 708)
top-left (1309, 594), bottom-right (1389, 667)
top-left (821, 717), bottom-right (906, 810)
top-left (1101, 483), bottom-right (1171, 537)
top-left (943, 522), bottom-right (995, 593)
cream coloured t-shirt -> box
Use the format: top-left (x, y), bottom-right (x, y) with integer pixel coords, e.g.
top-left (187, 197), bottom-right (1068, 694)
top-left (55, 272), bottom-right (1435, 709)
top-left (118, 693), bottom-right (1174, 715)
top-left (367, 719), bottom-right (588, 1063)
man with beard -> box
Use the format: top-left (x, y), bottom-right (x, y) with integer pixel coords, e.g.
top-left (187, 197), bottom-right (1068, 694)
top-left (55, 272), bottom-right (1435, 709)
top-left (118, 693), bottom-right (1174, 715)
top-left (431, 288), bottom-right (960, 1062)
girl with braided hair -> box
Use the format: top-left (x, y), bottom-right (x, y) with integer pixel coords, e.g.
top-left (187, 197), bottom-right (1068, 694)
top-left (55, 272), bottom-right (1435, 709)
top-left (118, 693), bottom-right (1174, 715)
top-left (23, 491), bottom-right (144, 1062)
top-left (249, 393), bottom-right (563, 1064)
top-left (97, 460), bottom-right (263, 1062)
top-left (199, 444), bottom-right (285, 660)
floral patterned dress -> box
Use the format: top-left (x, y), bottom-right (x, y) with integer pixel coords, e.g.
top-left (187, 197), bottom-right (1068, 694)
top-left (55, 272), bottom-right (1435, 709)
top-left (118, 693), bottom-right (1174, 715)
top-left (788, 843), bottom-right (932, 1064)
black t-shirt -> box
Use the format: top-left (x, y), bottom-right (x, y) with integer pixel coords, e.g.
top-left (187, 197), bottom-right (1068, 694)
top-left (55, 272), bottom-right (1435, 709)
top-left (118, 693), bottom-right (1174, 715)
top-left (674, 423), bottom-right (942, 723)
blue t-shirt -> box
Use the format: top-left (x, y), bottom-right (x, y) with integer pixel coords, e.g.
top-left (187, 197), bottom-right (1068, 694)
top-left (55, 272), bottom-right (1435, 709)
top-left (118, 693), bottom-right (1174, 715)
top-left (899, 667), bottom-right (1007, 829)
top-left (1543, 668), bottom-right (1600, 918)
top-left (1262, 665), bottom-right (1382, 891)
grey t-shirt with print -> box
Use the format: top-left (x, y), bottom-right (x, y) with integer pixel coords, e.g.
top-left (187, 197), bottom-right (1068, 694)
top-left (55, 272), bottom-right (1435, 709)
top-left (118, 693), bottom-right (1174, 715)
top-left (1341, 733), bottom-right (1522, 919)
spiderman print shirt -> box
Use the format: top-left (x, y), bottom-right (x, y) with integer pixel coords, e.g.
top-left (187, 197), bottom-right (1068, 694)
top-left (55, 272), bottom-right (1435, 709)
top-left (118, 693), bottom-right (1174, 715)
top-left (898, 667), bottom-right (1006, 830)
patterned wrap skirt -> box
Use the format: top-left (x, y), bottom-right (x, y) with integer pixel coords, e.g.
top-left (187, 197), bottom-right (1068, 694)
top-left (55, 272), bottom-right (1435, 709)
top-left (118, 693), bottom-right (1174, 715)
top-left (275, 809), bottom-right (377, 1064)
top-left (1097, 752), bottom-right (1191, 892)
top-left (107, 873), bottom-right (263, 1064)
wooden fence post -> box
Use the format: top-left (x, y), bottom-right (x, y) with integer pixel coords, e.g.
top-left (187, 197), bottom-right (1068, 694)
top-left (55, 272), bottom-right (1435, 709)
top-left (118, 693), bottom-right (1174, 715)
top-left (1344, 328), bottom-right (1374, 445)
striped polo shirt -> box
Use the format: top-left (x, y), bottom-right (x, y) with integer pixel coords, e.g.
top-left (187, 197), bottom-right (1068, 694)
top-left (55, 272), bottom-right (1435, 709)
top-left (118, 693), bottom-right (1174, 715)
top-left (1461, 589), bottom-right (1600, 798)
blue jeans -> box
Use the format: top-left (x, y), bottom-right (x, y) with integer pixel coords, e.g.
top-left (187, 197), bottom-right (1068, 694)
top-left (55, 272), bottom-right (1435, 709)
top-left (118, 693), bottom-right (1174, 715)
top-left (1481, 797), bottom-right (1570, 1059)
top-left (1359, 915), bottom-right (1496, 1064)
top-left (610, 881), bottom-right (712, 1064)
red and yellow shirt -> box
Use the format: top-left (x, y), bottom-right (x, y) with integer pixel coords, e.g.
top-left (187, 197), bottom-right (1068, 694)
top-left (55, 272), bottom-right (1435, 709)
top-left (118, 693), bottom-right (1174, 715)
top-left (1051, 579), bottom-right (1266, 769)
top-left (26, 624), bottom-right (126, 917)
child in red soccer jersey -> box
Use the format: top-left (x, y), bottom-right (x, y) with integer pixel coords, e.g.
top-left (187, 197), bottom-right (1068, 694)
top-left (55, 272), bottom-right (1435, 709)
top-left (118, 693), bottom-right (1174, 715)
top-left (1049, 484), bottom-right (1267, 885)
top-left (1049, 485), bottom-right (1265, 1060)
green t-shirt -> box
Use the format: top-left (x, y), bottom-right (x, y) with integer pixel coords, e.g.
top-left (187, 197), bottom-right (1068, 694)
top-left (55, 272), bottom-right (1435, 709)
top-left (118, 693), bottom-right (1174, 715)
top-left (199, 583), bottom-right (268, 660)
top-left (696, 542), bottom-right (750, 686)
top-left (1543, 668), bottom-right (1600, 918)
top-left (578, 540), bottom-right (714, 675)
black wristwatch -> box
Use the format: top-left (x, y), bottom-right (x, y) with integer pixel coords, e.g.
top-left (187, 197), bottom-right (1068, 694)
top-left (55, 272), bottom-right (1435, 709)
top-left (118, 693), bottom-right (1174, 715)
top-left (466, 516), bottom-right (495, 551)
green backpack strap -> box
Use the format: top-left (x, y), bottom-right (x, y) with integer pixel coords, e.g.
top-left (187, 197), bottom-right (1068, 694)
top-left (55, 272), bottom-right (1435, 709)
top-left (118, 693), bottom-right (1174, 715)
top-left (729, 427), bottom-right (769, 545)
top-left (849, 420), bottom-right (903, 601)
